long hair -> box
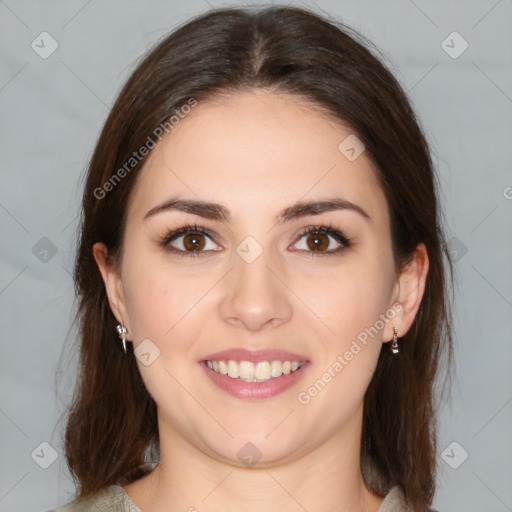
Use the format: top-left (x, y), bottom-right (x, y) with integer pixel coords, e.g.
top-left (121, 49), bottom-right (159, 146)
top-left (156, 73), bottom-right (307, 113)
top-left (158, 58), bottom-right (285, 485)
top-left (59, 6), bottom-right (455, 511)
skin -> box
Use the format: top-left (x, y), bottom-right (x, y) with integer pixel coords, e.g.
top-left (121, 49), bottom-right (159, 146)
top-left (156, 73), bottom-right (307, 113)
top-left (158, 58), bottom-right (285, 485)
top-left (93, 90), bottom-right (429, 512)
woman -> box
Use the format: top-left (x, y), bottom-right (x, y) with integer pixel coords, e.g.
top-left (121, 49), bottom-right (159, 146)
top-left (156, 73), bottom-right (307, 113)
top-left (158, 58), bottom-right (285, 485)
top-left (49, 4), bottom-right (454, 512)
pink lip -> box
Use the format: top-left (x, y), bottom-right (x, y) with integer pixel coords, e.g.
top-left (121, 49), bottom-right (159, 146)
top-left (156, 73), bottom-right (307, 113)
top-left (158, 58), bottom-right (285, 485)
top-left (200, 360), bottom-right (311, 399)
top-left (200, 348), bottom-right (308, 364)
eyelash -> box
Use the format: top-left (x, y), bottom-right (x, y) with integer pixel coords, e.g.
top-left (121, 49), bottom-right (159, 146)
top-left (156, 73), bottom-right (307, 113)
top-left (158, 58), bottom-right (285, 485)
top-left (159, 223), bottom-right (352, 259)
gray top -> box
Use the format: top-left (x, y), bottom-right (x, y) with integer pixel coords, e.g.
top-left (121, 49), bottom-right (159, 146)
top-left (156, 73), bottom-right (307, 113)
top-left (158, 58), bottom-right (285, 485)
top-left (47, 483), bottom-right (412, 511)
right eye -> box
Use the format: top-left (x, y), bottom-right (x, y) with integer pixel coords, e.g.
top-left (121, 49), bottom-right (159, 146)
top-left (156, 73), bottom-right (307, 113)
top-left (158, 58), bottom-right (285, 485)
top-left (159, 224), bottom-right (222, 258)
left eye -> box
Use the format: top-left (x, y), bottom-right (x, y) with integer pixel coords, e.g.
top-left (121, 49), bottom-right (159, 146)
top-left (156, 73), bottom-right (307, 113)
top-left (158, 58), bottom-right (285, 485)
top-left (290, 226), bottom-right (351, 254)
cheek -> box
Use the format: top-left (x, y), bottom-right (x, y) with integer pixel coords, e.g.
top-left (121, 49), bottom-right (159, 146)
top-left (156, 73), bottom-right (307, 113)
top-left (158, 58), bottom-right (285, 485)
top-left (303, 258), bottom-right (394, 345)
top-left (121, 259), bottom-right (213, 407)
top-left (121, 255), bottom-right (209, 348)
top-left (297, 268), bottom-right (390, 426)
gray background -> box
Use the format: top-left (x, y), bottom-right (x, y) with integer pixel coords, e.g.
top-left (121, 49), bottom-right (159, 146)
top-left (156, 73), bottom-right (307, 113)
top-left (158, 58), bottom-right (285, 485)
top-left (0, 0), bottom-right (511, 511)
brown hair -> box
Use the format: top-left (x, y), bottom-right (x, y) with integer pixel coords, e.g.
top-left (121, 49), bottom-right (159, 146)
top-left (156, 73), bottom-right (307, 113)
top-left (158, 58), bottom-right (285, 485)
top-left (58, 5), bottom-right (454, 511)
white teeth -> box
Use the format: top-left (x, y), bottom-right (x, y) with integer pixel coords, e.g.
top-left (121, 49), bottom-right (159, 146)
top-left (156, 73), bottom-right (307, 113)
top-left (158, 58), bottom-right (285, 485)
top-left (255, 361), bottom-right (271, 380)
top-left (239, 360), bottom-right (255, 379)
top-left (206, 359), bottom-right (305, 381)
top-left (227, 360), bottom-right (239, 378)
top-left (270, 360), bottom-right (282, 377)
top-left (218, 360), bottom-right (228, 375)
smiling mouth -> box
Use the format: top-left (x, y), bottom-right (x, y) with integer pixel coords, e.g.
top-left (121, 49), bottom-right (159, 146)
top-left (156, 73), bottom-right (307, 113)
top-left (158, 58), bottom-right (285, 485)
top-left (205, 359), bottom-right (306, 382)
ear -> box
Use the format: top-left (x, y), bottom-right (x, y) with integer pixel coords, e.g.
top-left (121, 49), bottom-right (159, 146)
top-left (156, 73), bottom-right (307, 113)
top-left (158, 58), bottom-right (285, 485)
top-left (92, 242), bottom-right (133, 341)
top-left (385, 242), bottom-right (429, 342)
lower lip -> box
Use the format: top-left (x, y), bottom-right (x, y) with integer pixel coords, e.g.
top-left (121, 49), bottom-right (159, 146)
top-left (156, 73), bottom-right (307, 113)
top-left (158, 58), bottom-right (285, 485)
top-left (200, 361), bottom-right (310, 399)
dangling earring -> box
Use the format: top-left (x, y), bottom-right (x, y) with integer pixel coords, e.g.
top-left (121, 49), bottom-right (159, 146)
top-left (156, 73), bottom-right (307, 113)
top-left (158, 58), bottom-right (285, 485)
top-left (116, 324), bottom-right (128, 353)
top-left (390, 327), bottom-right (399, 355)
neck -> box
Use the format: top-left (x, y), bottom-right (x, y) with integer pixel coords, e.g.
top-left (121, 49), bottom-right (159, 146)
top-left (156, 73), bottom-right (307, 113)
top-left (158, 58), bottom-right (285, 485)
top-left (123, 407), bottom-right (384, 512)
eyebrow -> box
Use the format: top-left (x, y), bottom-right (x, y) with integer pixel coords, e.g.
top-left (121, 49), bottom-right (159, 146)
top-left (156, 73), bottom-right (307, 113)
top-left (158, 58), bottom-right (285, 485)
top-left (143, 196), bottom-right (371, 224)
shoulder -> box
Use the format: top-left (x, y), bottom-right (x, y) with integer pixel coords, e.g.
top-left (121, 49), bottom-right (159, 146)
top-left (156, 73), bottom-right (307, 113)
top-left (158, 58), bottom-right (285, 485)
top-left (45, 484), bottom-right (142, 512)
top-left (377, 485), bottom-right (441, 512)
top-left (377, 486), bottom-right (409, 512)
top-left (46, 462), bottom-right (157, 512)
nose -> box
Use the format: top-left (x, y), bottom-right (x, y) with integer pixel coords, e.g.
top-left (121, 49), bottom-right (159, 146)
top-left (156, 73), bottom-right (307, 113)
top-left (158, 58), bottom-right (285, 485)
top-left (218, 249), bottom-right (293, 332)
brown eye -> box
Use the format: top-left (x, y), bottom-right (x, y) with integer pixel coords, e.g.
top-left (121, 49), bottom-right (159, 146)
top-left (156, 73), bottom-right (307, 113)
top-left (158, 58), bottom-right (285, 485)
top-left (182, 233), bottom-right (206, 251)
top-left (306, 233), bottom-right (329, 251)
top-left (160, 225), bottom-right (222, 258)
top-left (290, 225), bottom-right (352, 256)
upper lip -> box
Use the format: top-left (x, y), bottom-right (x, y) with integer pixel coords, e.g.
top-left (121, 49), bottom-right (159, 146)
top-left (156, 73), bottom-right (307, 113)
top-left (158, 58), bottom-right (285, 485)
top-left (201, 348), bottom-right (308, 364)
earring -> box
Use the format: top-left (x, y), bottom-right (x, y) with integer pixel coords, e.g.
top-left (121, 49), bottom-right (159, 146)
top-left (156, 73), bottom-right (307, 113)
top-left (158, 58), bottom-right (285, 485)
top-left (390, 327), bottom-right (399, 355)
top-left (116, 324), bottom-right (128, 353)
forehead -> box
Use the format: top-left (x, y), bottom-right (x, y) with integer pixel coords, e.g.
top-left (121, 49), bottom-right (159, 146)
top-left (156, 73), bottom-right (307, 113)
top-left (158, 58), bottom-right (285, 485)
top-left (125, 90), bottom-right (388, 225)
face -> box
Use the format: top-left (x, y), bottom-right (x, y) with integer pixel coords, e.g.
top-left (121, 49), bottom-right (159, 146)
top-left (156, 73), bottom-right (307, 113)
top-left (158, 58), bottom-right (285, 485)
top-left (94, 90), bottom-right (425, 468)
